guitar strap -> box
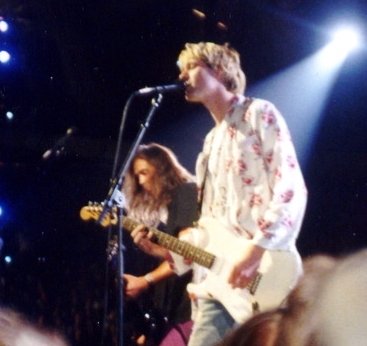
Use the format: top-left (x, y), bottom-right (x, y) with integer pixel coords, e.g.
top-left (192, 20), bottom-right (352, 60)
top-left (197, 157), bottom-right (209, 218)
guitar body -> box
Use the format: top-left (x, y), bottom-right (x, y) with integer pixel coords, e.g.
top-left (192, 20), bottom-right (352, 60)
top-left (185, 217), bottom-right (302, 323)
top-left (80, 204), bottom-right (302, 324)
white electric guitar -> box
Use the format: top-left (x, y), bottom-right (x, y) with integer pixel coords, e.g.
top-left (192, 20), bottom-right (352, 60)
top-left (80, 203), bottom-right (302, 323)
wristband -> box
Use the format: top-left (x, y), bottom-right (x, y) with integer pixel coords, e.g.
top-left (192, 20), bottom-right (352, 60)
top-left (144, 273), bottom-right (154, 285)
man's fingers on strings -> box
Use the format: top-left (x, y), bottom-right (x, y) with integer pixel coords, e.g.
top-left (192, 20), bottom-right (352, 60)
top-left (228, 265), bottom-right (240, 285)
top-left (233, 274), bottom-right (251, 289)
top-left (131, 224), bottom-right (147, 236)
top-left (228, 267), bottom-right (250, 288)
top-left (131, 224), bottom-right (150, 243)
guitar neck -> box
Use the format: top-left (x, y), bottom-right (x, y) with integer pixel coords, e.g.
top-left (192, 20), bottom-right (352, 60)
top-left (122, 217), bottom-right (215, 269)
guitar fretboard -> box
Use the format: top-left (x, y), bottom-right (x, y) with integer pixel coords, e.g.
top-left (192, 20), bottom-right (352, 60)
top-left (122, 217), bottom-right (215, 269)
top-left (80, 204), bottom-right (263, 296)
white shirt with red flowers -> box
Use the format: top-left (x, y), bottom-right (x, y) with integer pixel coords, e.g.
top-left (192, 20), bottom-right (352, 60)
top-left (196, 95), bottom-right (307, 251)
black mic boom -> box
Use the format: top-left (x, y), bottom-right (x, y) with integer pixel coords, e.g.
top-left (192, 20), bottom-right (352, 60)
top-left (135, 82), bottom-right (184, 95)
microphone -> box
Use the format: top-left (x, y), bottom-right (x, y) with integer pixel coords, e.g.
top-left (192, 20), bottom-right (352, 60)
top-left (42, 126), bottom-right (77, 160)
top-left (134, 82), bottom-right (184, 95)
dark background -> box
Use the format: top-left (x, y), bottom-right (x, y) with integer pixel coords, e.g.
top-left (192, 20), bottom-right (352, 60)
top-left (0, 1), bottom-right (366, 345)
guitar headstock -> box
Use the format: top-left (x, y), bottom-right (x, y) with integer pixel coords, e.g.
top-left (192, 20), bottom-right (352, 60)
top-left (79, 202), bottom-right (118, 227)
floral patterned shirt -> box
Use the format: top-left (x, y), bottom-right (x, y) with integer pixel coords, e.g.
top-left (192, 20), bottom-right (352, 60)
top-left (196, 95), bottom-right (307, 251)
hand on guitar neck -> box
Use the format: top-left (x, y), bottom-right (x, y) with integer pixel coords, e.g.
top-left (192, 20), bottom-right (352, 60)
top-left (131, 224), bottom-right (171, 259)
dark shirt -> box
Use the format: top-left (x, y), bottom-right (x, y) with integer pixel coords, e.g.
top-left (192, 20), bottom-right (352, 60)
top-left (153, 182), bottom-right (198, 324)
top-left (124, 182), bottom-right (198, 344)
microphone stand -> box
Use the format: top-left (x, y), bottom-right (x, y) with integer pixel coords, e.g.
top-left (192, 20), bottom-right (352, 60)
top-left (98, 92), bottom-right (164, 346)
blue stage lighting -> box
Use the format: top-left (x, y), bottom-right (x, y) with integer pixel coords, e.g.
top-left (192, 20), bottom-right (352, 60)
top-left (0, 50), bottom-right (10, 63)
top-left (0, 20), bottom-right (8, 33)
top-left (4, 256), bottom-right (12, 264)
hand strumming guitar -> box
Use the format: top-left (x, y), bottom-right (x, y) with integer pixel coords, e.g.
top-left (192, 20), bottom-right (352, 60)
top-left (123, 274), bottom-right (150, 299)
top-left (228, 243), bottom-right (265, 289)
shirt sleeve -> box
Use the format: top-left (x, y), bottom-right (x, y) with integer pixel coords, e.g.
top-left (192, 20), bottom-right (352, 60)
top-left (166, 182), bottom-right (199, 236)
top-left (248, 99), bottom-right (308, 250)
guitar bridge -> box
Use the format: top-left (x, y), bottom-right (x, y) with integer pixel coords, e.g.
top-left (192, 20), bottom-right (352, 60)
top-left (252, 301), bottom-right (260, 313)
top-left (248, 273), bottom-right (262, 295)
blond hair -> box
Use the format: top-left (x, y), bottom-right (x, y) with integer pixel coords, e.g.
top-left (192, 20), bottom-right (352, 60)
top-left (178, 42), bottom-right (246, 94)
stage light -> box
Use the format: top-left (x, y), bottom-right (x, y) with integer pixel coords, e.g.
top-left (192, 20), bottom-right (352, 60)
top-left (0, 50), bottom-right (10, 63)
top-left (38, 257), bottom-right (46, 263)
top-left (4, 256), bottom-right (12, 264)
top-left (0, 19), bottom-right (8, 33)
top-left (5, 111), bottom-right (14, 120)
top-left (192, 9), bottom-right (206, 20)
top-left (330, 25), bottom-right (362, 54)
top-left (318, 26), bottom-right (363, 68)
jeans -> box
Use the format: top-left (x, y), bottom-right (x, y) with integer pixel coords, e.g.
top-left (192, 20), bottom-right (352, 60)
top-left (188, 300), bottom-right (236, 346)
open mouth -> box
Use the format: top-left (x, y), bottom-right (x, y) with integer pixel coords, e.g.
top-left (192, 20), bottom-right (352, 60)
top-left (184, 82), bottom-right (193, 93)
